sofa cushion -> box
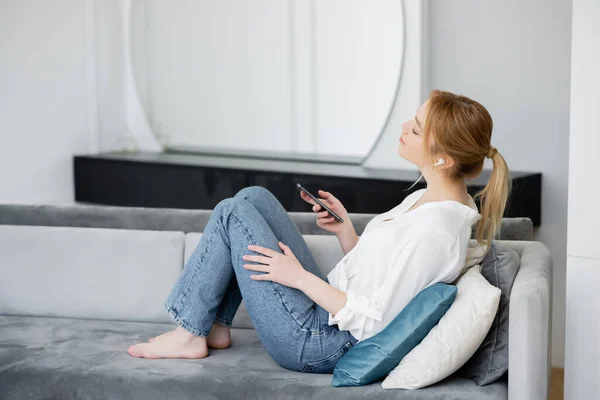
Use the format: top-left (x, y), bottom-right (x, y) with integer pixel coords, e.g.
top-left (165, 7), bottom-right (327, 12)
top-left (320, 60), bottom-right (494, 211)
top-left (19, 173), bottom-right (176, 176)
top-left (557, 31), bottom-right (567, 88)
top-left (0, 314), bottom-right (508, 400)
top-left (0, 225), bottom-right (184, 324)
top-left (185, 233), bottom-right (345, 329)
top-left (382, 266), bottom-right (501, 389)
top-left (332, 283), bottom-right (457, 387)
top-left (460, 242), bottom-right (520, 385)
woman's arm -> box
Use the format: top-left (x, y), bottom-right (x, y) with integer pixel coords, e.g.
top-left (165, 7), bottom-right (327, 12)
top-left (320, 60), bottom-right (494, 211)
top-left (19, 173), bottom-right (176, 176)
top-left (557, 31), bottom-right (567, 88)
top-left (337, 225), bottom-right (359, 255)
top-left (298, 272), bottom-right (347, 317)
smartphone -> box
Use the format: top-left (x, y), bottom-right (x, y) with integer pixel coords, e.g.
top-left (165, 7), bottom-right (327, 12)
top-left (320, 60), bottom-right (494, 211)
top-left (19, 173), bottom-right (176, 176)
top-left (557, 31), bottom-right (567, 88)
top-left (296, 183), bottom-right (344, 223)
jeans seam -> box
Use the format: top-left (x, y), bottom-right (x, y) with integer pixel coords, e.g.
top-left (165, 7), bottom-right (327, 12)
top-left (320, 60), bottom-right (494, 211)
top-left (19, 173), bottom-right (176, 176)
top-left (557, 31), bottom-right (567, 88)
top-left (166, 218), bottom-right (221, 336)
top-left (309, 325), bottom-right (335, 335)
top-left (301, 341), bottom-right (354, 373)
top-left (173, 232), bottom-right (215, 312)
top-left (228, 208), bottom-right (309, 333)
top-left (164, 304), bottom-right (209, 337)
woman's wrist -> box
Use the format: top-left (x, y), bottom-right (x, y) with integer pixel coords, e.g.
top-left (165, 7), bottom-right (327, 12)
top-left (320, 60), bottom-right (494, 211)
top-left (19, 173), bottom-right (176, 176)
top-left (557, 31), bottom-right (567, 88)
top-left (337, 223), bottom-right (356, 239)
top-left (296, 270), bottom-right (314, 292)
top-left (297, 271), bottom-right (348, 316)
top-left (336, 225), bottom-right (358, 254)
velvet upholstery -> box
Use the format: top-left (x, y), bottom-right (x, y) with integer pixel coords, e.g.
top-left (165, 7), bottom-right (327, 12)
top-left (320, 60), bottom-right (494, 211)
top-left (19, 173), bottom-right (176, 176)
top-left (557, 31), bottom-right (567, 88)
top-left (0, 315), bottom-right (508, 400)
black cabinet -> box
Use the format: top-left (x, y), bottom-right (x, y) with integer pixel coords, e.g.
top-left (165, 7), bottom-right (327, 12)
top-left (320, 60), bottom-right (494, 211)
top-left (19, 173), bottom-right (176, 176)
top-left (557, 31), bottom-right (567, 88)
top-left (74, 151), bottom-right (542, 226)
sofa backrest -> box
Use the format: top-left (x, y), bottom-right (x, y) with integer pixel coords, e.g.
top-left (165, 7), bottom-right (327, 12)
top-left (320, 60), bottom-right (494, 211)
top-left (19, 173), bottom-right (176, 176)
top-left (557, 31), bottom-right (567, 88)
top-left (0, 213), bottom-right (534, 326)
top-left (0, 203), bottom-right (533, 240)
top-left (0, 225), bottom-right (183, 324)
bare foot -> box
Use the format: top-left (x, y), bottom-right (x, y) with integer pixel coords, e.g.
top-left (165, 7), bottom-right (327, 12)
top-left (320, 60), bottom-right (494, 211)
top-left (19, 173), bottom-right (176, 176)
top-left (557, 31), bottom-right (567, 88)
top-left (206, 323), bottom-right (232, 349)
top-left (149, 323), bottom-right (231, 349)
top-left (127, 326), bottom-right (208, 359)
top-left (148, 329), bottom-right (176, 343)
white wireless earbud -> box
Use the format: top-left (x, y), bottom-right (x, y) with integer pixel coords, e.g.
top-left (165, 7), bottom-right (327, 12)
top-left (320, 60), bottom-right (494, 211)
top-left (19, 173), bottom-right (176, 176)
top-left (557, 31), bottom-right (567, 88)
top-left (433, 158), bottom-right (446, 167)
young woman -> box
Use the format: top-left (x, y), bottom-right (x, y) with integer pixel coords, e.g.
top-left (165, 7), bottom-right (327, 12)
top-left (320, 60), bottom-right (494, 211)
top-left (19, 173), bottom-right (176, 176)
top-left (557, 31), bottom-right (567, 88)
top-left (127, 90), bottom-right (510, 374)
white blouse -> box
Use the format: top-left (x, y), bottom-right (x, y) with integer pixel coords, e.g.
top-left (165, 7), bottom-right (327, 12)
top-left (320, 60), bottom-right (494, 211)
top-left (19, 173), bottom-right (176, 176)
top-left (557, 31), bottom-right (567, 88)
top-left (327, 188), bottom-right (484, 342)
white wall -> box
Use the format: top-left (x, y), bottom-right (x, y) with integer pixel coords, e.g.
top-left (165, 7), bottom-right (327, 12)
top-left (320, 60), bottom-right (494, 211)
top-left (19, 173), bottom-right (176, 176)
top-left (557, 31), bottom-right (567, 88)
top-left (367, 0), bottom-right (572, 368)
top-left (0, 0), bottom-right (94, 204)
top-left (565, 0), bottom-right (600, 397)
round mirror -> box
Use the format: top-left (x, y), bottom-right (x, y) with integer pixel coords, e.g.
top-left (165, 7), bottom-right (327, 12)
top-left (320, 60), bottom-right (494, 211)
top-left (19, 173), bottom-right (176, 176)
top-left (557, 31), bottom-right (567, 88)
top-left (131, 0), bottom-right (404, 163)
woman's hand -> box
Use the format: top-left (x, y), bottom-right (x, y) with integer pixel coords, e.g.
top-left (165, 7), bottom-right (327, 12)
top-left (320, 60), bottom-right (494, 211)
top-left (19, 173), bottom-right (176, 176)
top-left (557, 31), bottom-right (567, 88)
top-left (299, 189), bottom-right (352, 235)
top-left (242, 242), bottom-right (309, 290)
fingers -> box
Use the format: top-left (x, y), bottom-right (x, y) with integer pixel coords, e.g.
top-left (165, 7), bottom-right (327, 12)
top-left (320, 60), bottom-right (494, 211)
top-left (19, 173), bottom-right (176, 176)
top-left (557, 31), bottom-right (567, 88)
top-left (318, 190), bottom-right (335, 201)
top-left (311, 199), bottom-right (330, 210)
top-left (316, 210), bottom-right (329, 218)
top-left (247, 245), bottom-right (278, 258)
top-left (243, 264), bottom-right (269, 272)
top-left (278, 241), bottom-right (292, 255)
top-left (300, 191), bottom-right (331, 208)
top-left (249, 274), bottom-right (269, 281)
top-left (300, 191), bottom-right (315, 205)
top-left (242, 254), bottom-right (271, 264)
top-left (316, 216), bottom-right (335, 226)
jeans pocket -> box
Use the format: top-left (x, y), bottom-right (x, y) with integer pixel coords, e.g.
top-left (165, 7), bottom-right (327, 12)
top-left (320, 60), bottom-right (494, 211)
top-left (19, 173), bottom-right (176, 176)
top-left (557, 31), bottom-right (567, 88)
top-left (300, 341), bottom-right (354, 374)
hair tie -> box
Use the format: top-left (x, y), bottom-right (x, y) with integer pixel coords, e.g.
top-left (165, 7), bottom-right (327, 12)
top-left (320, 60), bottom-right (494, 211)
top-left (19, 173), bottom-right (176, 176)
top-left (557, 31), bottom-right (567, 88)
top-left (487, 147), bottom-right (498, 159)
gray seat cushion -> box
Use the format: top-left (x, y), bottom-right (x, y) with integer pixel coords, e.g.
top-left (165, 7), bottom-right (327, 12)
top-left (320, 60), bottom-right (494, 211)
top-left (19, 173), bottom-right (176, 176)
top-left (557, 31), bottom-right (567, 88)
top-left (0, 315), bottom-right (507, 399)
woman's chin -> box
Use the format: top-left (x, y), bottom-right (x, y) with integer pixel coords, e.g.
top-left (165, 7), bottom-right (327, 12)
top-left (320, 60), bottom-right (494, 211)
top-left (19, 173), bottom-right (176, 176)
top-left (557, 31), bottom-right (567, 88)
top-left (397, 150), bottom-right (415, 165)
top-left (397, 146), bottom-right (407, 159)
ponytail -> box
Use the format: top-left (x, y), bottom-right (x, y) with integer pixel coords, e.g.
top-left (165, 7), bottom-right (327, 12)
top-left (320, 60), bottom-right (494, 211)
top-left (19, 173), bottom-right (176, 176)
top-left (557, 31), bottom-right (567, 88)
top-left (474, 149), bottom-right (511, 248)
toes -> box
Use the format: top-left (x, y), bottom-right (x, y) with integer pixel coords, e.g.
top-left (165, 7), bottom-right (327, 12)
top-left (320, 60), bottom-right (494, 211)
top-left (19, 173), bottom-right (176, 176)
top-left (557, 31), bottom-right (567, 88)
top-left (129, 343), bottom-right (150, 358)
top-left (127, 347), bottom-right (140, 357)
top-left (128, 343), bottom-right (146, 357)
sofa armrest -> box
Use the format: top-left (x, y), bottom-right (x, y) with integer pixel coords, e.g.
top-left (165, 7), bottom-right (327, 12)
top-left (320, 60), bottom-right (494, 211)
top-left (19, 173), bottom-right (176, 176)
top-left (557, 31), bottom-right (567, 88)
top-left (508, 241), bottom-right (553, 400)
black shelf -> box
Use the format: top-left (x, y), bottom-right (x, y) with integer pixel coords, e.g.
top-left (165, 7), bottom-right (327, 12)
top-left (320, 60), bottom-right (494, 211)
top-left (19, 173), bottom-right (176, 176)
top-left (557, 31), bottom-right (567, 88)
top-left (74, 151), bottom-right (542, 226)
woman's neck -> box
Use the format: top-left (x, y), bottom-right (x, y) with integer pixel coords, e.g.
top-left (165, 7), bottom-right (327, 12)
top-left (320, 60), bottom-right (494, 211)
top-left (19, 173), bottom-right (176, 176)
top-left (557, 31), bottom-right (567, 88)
top-left (421, 174), bottom-right (469, 204)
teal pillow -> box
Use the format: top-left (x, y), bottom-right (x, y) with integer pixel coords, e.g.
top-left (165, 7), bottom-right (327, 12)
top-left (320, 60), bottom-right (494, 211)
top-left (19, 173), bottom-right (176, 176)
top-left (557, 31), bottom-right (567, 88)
top-left (332, 282), bottom-right (458, 387)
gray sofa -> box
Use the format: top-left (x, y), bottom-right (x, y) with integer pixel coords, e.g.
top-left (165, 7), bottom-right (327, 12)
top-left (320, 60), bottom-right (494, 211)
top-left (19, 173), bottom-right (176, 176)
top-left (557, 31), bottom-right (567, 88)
top-left (0, 203), bottom-right (552, 400)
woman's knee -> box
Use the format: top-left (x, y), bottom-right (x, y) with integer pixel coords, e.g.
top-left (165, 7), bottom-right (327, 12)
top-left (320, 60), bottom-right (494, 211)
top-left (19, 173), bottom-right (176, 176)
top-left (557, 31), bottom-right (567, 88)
top-left (213, 197), bottom-right (254, 216)
top-left (235, 186), bottom-right (276, 204)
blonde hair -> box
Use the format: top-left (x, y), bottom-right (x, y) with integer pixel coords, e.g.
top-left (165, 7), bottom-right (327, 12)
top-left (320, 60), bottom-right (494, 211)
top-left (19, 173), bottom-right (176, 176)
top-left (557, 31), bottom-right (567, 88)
top-left (424, 90), bottom-right (511, 248)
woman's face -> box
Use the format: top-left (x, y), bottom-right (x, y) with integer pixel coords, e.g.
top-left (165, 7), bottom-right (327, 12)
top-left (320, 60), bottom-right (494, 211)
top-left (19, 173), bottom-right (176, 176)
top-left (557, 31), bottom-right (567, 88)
top-left (398, 101), bottom-right (430, 169)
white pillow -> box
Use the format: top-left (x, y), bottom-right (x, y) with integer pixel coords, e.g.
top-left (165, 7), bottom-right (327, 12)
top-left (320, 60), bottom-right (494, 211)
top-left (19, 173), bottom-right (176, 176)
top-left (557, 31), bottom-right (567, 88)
top-left (382, 265), bottom-right (501, 389)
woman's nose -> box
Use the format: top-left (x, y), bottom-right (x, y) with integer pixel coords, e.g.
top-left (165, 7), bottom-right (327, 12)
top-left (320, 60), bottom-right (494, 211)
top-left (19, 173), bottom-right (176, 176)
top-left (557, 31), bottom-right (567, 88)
top-left (401, 121), bottom-right (409, 132)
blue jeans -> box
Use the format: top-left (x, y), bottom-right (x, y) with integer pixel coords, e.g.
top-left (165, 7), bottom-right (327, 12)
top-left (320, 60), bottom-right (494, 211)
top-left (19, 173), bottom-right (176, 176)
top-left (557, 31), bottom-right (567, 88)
top-left (164, 186), bottom-right (358, 373)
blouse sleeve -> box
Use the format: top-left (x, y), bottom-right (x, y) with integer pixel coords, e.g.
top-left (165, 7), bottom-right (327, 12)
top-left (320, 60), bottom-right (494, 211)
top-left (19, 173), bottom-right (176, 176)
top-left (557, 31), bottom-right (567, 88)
top-left (328, 231), bottom-right (456, 339)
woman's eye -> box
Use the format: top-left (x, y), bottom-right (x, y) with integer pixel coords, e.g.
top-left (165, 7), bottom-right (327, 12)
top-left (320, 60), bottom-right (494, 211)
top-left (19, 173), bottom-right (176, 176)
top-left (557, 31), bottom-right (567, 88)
top-left (412, 129), bottom-right (418, 135)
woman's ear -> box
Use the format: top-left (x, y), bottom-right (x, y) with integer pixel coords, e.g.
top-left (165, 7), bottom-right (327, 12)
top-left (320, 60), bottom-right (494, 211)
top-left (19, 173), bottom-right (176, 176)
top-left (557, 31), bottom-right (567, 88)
top-left (439, 155), bottom-right (455, 169)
